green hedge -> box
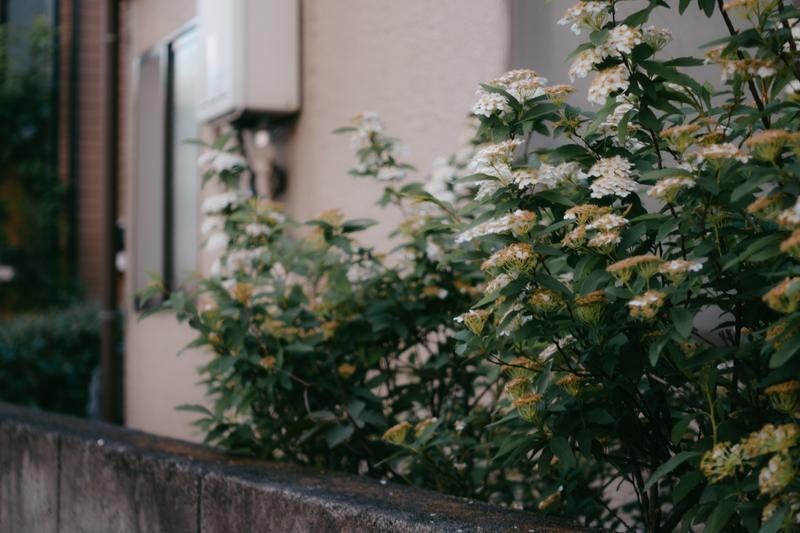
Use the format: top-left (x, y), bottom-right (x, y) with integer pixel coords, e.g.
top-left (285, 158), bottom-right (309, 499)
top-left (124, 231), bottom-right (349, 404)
top-left (0, 303), bottom-right (100, 416)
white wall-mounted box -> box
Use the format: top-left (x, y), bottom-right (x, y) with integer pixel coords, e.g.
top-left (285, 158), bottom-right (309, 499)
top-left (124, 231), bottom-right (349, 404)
top-left (197, 0), bottom-right (301, 123)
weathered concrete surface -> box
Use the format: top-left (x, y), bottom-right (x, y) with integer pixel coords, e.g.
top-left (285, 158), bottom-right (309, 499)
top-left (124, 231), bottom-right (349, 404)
top-left (0, 402), bottom-right (585, 532)
top-left (58, 434), bottom-right (199, 533)
top-left (0, 422), bottom-right (59, 533)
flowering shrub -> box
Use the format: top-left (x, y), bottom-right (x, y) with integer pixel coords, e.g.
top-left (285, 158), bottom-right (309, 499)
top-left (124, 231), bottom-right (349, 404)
top-left (149, 123), bottom-right (560, 502)
top-left (449, 0), bottom-right (800, 530)
top-left (153, 0), bottom-right (800, 529)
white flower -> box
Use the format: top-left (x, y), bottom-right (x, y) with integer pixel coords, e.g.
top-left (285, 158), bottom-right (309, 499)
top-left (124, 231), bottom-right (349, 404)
top-left (201, 216), bottom-right (224, 235)
top-left (469, 139), bottom-right (523, 174)
top-left (492, 69), bottom-right (548, 102)
top-left (376, 166), bottom-right (407, 181)
top-left (201, 191), bottom-right (243, 214)
top-left (350, 112), bottom-right (384, 149)
top-left (538, 162), bottom-right (588, 189)
top-left (455, 209), bottom-right (537, 243)
top-left (587, 213), bottom-right (629, 231)
top-left (244, 223), bottom-right (271, 237)
top-left (607, 25), bottom-right (642, 55)
top-left (647, 176), bottom-right (696, 201)
top-left (691, 143), bottom-right (751, 164)
top-left (587, 231), bottom-right (622, 249)
top-left (425, 241), bottom-right (443, 261)
top-left (472, 91), bottom-right (512, 118)
top-left (784, 79), bottom-right (800, 100)
top-left (558, 1), bottom-right (608, 34)
top-left (205, 232), bottom-right (229, 253)
top-left (642, 25), bottom-right (673, 50)
top-left (425, 157), bottom-right (458, 203)
top-left (486, 273), bottom-right (515, 293)
top-left (346, 263), bottom-right (375, 283)
top-left (569, 47), bottom-right (605, 81)
top-left (588, 64), bottom-right (630, 105)
top-left (512, 168), bottom-right (539, 190)
top-left (198, 150), bottom-right (247, 173)
top-left (588, 156), bottom-right (639, 198)
top-left (476, 180), bottom-right (503, 200)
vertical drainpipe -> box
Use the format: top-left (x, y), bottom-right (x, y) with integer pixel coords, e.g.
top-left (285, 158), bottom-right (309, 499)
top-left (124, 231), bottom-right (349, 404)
top-left (67, 0), bottom-right (80, 279)
top-left (101, 0), bottom-right (122, 423)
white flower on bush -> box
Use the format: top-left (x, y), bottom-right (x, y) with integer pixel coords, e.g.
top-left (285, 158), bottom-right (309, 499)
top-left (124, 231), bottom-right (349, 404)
top-left (476, 180), bottom-right (503, 200)
top-left (642, 25), bottom-right (673, 50)
top-left (455, 209), bottom-right (536, 243)
top-left (469, 139), bottom-right (523, 174)
top-left (607, 25), bottom-right (642, 55)
top-left (425, 241), bottom-right (443, 262)
top-left (587, 213), bottom-right (629, 231)
top-left (486, 272), bottom-right (515, 293)
top-left (492, 69), bottom-right (548, 102)
top-left (198, 150), bottom-right (247, 173)
top-left (346, 263), bottom-right (375, 283)
top-left (472, 91), bottom-right (512, 118)
top-left (588, 156), bottom-right (639, 198)
top-left (588, 64), bottom-right (630, 105)
top-left (425, 157), bottom-right (458, 203)
top-left (691, 143), bottom-right (751, 164)
top-left (558, 1), bottom-right (608, 34)
top-left (244, 223), bottom-right (271, 237)
top-left (376, 166), bottom-right (407, 181)
top-left (201, 216), bottom-right (224, 235)
top-left (204, 232), bottom-right (229, 253)
top-left (539, 162), bottom-right (588, 189)
top-left (201, 191), bottom-right (243, 215)
top-left (569, 47), bottom-right (605, 81)
top-left (350, 111), bottom-right (383, 149)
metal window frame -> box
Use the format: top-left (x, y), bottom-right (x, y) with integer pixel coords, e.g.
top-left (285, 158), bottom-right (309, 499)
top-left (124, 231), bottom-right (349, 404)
top-left (131, 21), bottom-right (197, 310)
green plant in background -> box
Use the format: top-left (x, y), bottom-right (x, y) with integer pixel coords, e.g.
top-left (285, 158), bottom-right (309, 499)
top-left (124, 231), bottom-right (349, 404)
top-left (0, 17), bottom-right (76, 313)
top-left (0, 19), bottom-right (98, 416)
top-left (0, 303), bottom-right (100, 415)
top-left (157, 0), bottom-right (800, 529)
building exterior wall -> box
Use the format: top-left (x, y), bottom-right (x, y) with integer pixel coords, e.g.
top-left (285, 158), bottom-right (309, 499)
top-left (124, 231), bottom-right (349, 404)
top-left (122, 0), bottom-right (511, 440)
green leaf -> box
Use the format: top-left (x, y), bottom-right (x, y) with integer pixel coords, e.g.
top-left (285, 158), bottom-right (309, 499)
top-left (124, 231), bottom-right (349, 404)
top-left (706, 500), bottom-right (736, 533)
top-left (644, 451), bottom-right (701, 491)
top-left (671, 413), bottom-right (696, 442)
top-left (698, 0), bottom-right (716, 17)
top-left (341, 218), bottom-right (378, 233)
top-left (671, 308), bottom-right (695, 339)
top-left (550, 436), bottom-right (576, 469)
top-left (770, 332), bottom-right (800, 368)
top-left (325, 424), bottom-right (354, 447)
top-left (673, 471), bottom-right (704, 504)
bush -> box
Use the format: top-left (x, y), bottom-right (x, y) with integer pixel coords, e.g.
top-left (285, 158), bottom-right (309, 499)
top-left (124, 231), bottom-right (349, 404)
top-left (157, 1), bottom-right (800, 529)
top-left (0, 303), bottom-right (100, 415)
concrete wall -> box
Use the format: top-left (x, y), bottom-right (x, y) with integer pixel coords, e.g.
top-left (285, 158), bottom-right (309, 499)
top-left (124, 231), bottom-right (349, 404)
top-left (0, 402), bottom-right (583, 533)
top-left (123, 0), bottom-right (510, 440)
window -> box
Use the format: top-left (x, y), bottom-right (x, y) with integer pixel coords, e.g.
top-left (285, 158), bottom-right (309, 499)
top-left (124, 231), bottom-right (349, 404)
top-left (132, 25), bottom-right (200, 305)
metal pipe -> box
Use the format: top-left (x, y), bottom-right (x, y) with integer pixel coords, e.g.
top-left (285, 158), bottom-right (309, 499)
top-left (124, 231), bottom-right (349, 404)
top-left (100, 0), bottom-right (122, 423)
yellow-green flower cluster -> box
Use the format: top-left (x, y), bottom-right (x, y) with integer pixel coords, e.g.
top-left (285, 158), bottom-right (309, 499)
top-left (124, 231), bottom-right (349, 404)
top-left (607, 254), bottom-right (663, 284)
top-left (627, 290), bottom-right (667, 321)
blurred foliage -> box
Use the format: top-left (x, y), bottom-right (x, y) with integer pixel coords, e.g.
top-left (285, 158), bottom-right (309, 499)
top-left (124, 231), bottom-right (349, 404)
top-left (0, 17), bottom-right (77, 314)
top-left (0, 303), bottom-right (100, 415)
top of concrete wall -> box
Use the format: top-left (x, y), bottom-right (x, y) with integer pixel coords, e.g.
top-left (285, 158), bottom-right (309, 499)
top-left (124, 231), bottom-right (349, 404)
top-left (0, 402), bottom-right (584, 532)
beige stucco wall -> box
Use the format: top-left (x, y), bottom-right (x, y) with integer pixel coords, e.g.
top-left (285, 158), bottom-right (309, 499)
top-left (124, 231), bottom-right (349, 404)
top-left (124, 0), bottom-right (511, 441)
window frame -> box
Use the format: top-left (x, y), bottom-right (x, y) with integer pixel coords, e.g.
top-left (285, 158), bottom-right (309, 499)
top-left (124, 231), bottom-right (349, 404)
top-left (131, 20), bottom-right (199, 310)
